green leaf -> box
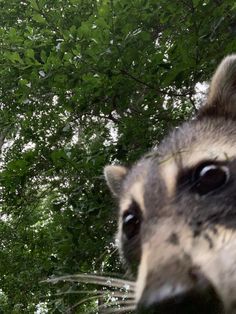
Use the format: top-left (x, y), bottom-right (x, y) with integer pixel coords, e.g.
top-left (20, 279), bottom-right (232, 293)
top-left (32, 13), bottom-right (46, 24)
top-left (40, 50), bottom-right (47, 63)
top-left (51, 150), bottom-right (67, 167)
top-left (192, 0), bottom-right (200, 6)
top-left (25, 49), bottom-right (35, 59)
top-left (7, 159), bottom-right (28, 173)
top-left (30, 0), bottom-right (39, 10)
top-left (4, 51), bottom-right (23, 63)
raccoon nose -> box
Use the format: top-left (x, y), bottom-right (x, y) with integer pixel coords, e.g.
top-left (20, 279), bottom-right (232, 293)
top-left (137, 273), bottom-right (224, 314)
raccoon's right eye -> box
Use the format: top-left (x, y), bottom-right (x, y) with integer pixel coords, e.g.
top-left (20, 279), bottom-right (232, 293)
top-left (122, 201), bottom-right (142, 240)
top-left (193, 163), bottom-right (230, 195)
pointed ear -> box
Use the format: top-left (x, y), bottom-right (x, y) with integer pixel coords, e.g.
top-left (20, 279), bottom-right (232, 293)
top-left (104, 165), bottom-right (127, 197)
top-left (199, 54), bottom-right (236, 119)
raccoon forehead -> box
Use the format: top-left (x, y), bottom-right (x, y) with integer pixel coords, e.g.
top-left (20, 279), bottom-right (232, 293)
top-left (157, 118), bottom-right (236, 163)
top-left (157, 135), bottom-right (236, 171)
top-left (119, 162), bottom-right (148, 214)
top-left (120, 181), bottom-right (145, 214)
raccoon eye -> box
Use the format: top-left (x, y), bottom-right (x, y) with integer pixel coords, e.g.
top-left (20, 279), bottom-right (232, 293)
top-left (193, 163), bottom-right (230, 195)
top-left (122, 201), bottom-right (141, 240)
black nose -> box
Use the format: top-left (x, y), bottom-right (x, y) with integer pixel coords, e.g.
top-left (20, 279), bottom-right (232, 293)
top-left (137, 273), bottom-right (224, 314)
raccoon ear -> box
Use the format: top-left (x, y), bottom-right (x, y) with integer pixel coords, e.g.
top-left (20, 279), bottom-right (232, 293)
top-left (104, 165), bottom-right (127, 197)
top-left (199, 54), bottom-right (236, 119)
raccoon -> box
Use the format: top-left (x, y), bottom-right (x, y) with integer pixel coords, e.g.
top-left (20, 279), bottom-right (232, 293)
top-left (104, 55), bottom-right (236, 314)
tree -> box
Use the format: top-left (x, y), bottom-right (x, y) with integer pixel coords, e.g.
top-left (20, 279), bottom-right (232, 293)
top-left (1, 0), bottom-right (236, 312)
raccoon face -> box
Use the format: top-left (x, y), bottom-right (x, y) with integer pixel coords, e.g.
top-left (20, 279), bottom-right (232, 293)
top-left (104, 55), bottom-right (236, 314)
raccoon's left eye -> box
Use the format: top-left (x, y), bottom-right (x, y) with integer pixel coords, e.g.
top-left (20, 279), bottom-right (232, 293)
top-left (193, 163), bottom-right (230, 195)
top-left (122, 201), bottom-right (142, 240)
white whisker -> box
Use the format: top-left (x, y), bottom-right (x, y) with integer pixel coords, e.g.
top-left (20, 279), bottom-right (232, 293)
top-left (102, 305), bottom-right (136, 313)
top-left (64, 295), bottom-right (103, 313)
top-left (54, 289), bottom-right (135, 299)
top-left (45, 274), bottom-right (136, 291)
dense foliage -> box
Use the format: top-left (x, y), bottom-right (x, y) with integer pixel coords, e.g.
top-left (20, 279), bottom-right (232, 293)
top-left (1, 0), bottom-right (236, 312)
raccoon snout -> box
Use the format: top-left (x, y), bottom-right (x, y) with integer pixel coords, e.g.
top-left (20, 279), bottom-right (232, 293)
top-left (137, 271), bottom-right (224, 314)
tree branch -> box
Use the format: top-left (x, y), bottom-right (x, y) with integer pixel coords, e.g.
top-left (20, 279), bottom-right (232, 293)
top-left (120, 69), bottom-right (192, 98)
